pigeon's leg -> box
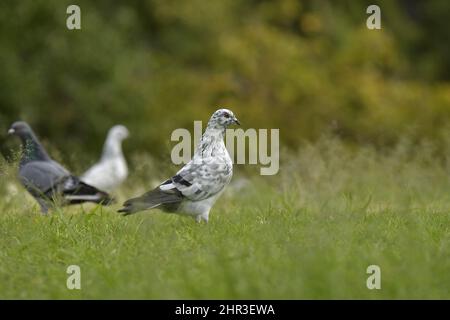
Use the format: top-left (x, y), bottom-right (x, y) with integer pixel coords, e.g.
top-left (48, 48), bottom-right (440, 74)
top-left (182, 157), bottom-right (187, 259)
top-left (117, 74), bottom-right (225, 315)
top-left (37, 198), bottom-right (49, 214)
top-left (200, 211), bottom-right (210, 223)
top-left (195, 212), bottom-right (210, 223)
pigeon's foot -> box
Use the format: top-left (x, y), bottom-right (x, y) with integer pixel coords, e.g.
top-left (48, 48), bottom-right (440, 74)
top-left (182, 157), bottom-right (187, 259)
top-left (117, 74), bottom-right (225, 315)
top-left (195, 214), bottom-right (209, 223)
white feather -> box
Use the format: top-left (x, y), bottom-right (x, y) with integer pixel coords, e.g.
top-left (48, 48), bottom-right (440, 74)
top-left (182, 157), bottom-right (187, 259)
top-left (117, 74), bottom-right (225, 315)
top-left (81, 125), bottom-right (129, 192)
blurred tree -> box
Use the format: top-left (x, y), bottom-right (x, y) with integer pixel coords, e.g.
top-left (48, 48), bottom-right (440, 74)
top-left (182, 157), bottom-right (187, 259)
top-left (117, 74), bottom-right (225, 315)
top-left (0, 0), bottom-right (449, 167)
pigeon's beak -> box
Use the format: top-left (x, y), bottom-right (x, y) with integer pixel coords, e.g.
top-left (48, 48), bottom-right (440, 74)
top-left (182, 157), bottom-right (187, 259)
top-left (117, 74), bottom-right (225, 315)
top-left (234, 117), bottom-right (241, 126)
top-left (7, 128), bottom-right (15, 135)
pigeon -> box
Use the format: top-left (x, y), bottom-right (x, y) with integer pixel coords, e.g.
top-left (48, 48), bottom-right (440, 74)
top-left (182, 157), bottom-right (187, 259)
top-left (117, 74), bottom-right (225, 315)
top-left (118, 108), bottom-right (240, 222)
top-left (81, 125), bottom-right (129, 192)
top-left (8, 121), bottom-right (114, 214)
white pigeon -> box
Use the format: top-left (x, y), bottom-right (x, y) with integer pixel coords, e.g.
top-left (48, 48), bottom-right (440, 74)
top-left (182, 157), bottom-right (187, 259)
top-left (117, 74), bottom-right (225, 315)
top-left (81, 125), bottom-right (129, 192)
top-left (119, 108), bottom-right (240, 222)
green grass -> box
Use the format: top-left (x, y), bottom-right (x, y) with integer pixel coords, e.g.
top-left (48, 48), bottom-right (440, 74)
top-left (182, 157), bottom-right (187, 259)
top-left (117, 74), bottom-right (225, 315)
top-left (0, 137), bottom-right (449, 299)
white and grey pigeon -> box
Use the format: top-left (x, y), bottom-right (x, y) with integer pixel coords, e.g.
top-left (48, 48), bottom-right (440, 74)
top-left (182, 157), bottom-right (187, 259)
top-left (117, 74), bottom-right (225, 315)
top-left (8, 121), bottom-right (114, 214)
top-left (81, 125), bottom-right (129, 192)
top-left (118, 108), bottom-right (240, 222)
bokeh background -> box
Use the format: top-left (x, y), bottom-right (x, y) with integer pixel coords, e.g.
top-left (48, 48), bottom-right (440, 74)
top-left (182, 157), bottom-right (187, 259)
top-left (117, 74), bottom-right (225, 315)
top-left (1, 1), bottom-right (450, 300)
top-left (0, 0), bottom-right (449, 166)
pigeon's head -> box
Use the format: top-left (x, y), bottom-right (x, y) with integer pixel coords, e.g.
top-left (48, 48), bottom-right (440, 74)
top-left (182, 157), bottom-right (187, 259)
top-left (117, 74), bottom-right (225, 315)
top-left (8, 121), bottom-right (33, 138)
top-left (109, 125), bottom-right (130, 141)
top-left (208, 108), bottom-right (240, 129)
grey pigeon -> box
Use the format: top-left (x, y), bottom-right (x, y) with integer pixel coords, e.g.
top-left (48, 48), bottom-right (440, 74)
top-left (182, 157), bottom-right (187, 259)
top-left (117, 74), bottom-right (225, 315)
top-left (81, 125), bottom-right (129, 192)
top-left (8, 121), bottom-right (114, 213)
top-left (118, 108), bottom-right (240, 222)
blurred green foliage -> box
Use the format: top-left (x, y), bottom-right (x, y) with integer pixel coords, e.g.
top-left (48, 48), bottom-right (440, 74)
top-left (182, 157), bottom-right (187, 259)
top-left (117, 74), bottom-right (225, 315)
top-left (0, 0), bottom-right (450, 164)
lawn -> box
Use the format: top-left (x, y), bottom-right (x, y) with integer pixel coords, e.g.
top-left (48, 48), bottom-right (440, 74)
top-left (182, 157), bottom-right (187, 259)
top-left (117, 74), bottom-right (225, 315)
top-left (0, 137), bottom-right (449, 299)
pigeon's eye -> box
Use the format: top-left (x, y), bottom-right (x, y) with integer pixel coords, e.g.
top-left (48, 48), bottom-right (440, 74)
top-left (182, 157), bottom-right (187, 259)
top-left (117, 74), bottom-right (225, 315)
top-left (224, 113), bottom-right (230, 118)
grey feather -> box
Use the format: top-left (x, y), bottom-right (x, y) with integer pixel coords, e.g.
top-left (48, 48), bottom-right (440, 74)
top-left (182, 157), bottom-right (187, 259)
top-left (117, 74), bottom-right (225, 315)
top-left (19, 160), bottom-right (70, 197)
top-left (8, 121), bottom-right (114, 213)
top-left (118, 183), bottom-right (183, 215)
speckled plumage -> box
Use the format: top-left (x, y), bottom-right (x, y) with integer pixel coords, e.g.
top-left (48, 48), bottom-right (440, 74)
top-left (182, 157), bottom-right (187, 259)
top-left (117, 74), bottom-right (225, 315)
top-left (119, 108), bottom-right (240, 222)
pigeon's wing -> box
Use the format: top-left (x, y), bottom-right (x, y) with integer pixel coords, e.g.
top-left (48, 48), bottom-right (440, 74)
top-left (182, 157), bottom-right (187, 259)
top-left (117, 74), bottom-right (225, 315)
top-left (166, 157), bottom-right (232, 201)
top-left (118, 157), bottom-right (231, 215)
top-left (118, 156), bottom-right (232, 215)
top-left (118, 178), bottom-right (183, 215)
top-left (20, 160), bottom-right (114, 205)
top-left (62, 176), bottom-right (114, 205)
top-left (19, 160), bottom-right (70, 196)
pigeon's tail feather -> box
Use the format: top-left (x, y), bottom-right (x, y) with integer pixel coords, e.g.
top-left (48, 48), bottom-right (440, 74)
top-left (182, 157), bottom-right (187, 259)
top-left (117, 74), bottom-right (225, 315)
top-left (118, 187), bottom-right (182, 216)
top-left (63, 180), bottom-right (115, 205)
